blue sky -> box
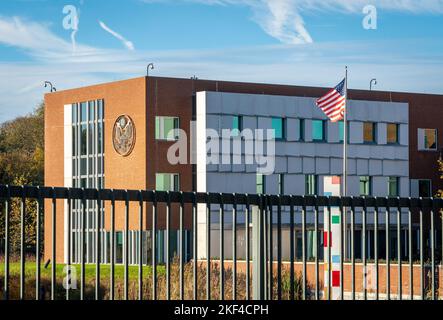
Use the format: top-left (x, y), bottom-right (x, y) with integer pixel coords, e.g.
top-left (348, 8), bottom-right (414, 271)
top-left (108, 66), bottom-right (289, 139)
top-left (0, 0), bottom-right (443, 122)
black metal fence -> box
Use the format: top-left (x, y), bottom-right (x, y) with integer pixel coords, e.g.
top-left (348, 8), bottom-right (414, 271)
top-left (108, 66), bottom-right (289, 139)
top-left (0, 185), bottom-right (442, 300)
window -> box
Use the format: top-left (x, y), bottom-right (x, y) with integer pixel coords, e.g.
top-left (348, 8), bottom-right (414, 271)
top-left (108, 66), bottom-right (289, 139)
top-left (363, 122), bottom-right (376, 143)
top-left (155, 173), bottom-right (180, 192)
top-left (418, 128), bottom-right (437, 150)
top-left (312, 120), bottom-right (326, 141)
top-left (299, 119), bottom-right (305, 141)
top-left (305, 175), bottom-right (317, 195)
top-left (271, 117), bottom-right (285, 140)
top-left (232, 115), bottom-right (243, 136)
top-left (278, 174), bottom-right (284, 195)
top-left (256, 173), bottom-right (265, 194)
top-left (387, 123), bottom-right (399, 144)
top-left (71, 100), bottom-right (105, 264)
top-left (418, 180), bottom-right (431, 197)
top-left (339, 121), bottom-right (344, 142)
top-left (155, 117), bottom-right (180, 141)
top-left (359, 176), bottom-right (371, 196)
top-left (388, 177), bottom-right (399, 197)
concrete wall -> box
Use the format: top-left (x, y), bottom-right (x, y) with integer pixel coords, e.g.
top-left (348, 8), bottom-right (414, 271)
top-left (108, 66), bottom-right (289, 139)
top-left (198, 91), bottom-right (409, 197)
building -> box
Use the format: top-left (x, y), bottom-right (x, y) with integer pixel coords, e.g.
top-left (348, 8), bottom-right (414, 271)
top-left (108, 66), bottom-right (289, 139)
top-left (44, 76), bottom-right (443, 263)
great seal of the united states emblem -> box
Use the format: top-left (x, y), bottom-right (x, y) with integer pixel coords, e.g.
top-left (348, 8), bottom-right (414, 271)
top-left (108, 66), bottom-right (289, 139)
top-left (113, 115), bottom-right (136, 156)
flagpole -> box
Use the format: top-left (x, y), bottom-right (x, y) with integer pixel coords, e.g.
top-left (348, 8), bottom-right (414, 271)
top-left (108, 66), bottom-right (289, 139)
top-left (343, 66), bottom-right (348, 260)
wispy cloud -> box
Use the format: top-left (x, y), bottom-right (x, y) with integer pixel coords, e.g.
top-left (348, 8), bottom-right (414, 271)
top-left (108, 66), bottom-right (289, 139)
top-left (0, 13), bottom-right (442, 122)
top-left (141, 0), bottom-right (443, 44)
top-left (98, 21), bottom-right (135, 51)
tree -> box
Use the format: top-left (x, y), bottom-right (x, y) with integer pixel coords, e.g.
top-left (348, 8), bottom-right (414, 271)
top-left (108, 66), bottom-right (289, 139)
top-left (0, 103), bottom-right (44, 253)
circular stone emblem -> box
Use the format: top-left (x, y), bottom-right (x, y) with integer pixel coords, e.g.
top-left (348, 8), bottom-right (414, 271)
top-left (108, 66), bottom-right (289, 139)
top-left (113, 115), bottom-right (136, 156)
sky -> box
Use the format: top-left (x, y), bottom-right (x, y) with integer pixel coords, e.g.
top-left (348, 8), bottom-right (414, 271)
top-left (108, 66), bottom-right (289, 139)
top-left (0, 0), bottom-right (443, 122)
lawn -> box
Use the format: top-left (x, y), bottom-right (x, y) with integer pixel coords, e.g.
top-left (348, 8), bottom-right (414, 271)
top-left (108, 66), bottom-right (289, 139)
top-left (0, 260), bottom-right (165, 281)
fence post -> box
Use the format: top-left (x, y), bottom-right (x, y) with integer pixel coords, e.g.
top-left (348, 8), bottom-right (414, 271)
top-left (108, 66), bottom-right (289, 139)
top-left (252, 205), bottom-right (265, 300)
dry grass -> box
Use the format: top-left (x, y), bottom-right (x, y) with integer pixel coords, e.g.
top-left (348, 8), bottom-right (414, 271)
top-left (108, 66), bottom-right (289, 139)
top-left (0, 256), bottom-right (308, 300)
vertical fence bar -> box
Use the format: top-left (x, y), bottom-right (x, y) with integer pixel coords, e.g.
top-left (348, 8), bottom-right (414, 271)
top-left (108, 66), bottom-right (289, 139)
top-left (374, 205), bottom-right (379, 301)
top-left (386, 205), bottom-right (390, 300)
top-left (419, 207), bottom-right (424, 300)
top-left (95, 190), bottom-right (101, 300)
top-left (179, 192), bottom-right (184, 301)
top-left (314, 202), bottom-right (319, 300)
top-left (152, 192), bottom-right (158, 300)
top-left (20, 187), bottom-right (26, 300)
top-left (430, 208), bottom-right (435, 300)
top-left (80, 191), bottom-right (86, 300)
top-left (139, 191), bottom-right (144, 301)
top-left (252, 204), bottom-right (264, 300)
top-left (206, 193), bottom-right (211, 301)
top-left (340, 203), bottom-right (344, 300)
top-left (351, 203), bottom-right (355, 300)
top-left (289, 196), bottom-right (295, 301)
top-left (192, 192), bottom-right (197, 301)
top-left (51, 189), bottom-right (56, 300)
top-left (362, 203), bottom-right (367, 300)
top-left (302, 199), bottom-right (307, 300)
top-left (397, 202), bottom-right (402, 300)
top-left (408, 205), bottom-right (413, 300)
top-left (219, 193), bottom-right (225, 300)
top-left (232, 194), bottom-right (237, 300)
top-left (65, 190), bottom-right (71, 300)
top-left (245, 197), bottom-right (250, 300)
top-left (110, 191), bottom-right (115, 301)
top-left (36, 188), bottom-right (42, 300)
top-left (268, 197), bottom-right (273, 300)
top-left (3, 187), bottom-right (10, 300)
top-left (124, 191), bottom-right (129, 300)
top-left (263, 196), bottom-right (268, 300)
top-left (277, 195), bottom-right (282, 300)
top-left (166, 192), bottom-right (171, 300)
top-left (327, 204), bottom-right (331, 301)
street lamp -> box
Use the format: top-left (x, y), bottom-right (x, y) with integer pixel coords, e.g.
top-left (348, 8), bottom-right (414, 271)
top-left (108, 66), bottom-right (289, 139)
top-left (370, 78), bottom-right (377, 91)
top-left (44, 81), bottom-right (56, 92)
top-left (147, 63), bottom-right (154, 76)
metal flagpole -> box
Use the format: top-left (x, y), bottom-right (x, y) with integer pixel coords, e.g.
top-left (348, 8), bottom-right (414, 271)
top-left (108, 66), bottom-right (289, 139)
top-left (343, 66), bottom-right (348, 260)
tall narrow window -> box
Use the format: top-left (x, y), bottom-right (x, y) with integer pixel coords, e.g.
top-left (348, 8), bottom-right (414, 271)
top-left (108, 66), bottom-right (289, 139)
top-left (299, 119), bottom-right (305, 141)
top-left (156, 173), bottom-right (180, 192)
top-left (232, 115), bottom-right (243, 136)
top-left (388, 177), bottom-right (399, 197)
top-left (418, 180), bottom-right (431, 197)
top-left (359, 176), bottom-right (372, 196)
top-left (155, 116), bottom-right (180, 141)
top-left (305, 175), bottom-right (317, 195)
top-left (257, 173), bottom-right (265, 194)
top-left (363, 122), bottom-right (377, 143)
top-left (312, 120), bottom-right (326, 141)
top-left (278, 174), bottom-right (284, 195)
top-left (71, 99), bottom-right (105, 264)
top-left (387, 123), bottom-right (399, 144)
top-left (339, 121), bottom-right (344, 142)
top-left (271, 117), bottom-right (285, 140)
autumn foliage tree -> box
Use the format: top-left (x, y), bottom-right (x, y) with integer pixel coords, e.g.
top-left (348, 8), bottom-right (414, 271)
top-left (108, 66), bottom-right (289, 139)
top-left (0, 103), bottom-right (44, 254)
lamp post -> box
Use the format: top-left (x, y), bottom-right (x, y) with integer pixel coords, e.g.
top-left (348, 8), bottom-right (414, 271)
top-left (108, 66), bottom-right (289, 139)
top-left (147, 63), bottom-right (154, 76)
top-left (44, 81), bottom-right (56, 92)
top-left (370, 78), bottom-right (377, 91)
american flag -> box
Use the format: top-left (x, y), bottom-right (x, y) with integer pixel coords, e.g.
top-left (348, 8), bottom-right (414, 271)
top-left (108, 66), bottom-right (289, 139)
top-left (316, 79), bottom-right (346, 122)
